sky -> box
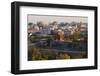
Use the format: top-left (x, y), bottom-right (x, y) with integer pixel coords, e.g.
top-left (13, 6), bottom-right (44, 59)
top-left (27, 14), bottom-right (88, 24)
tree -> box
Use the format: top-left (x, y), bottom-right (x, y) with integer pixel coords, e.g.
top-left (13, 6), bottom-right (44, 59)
top-left (28, 23), bottom-right (33, 26)
top-left (68, 31), bottom-right (81, 48)
top-left (37, 21), bottom-right (44, 28)
top-left (69, 31), bottom-right (80, 41)
top-left (73, 31), bottom-right (80, 40)
top-left (59, 22), bottom-right (65, 27)
top-left (51, 21), bottom-right (58, 25)
top-left (47, 36), bottom-right (53, 47)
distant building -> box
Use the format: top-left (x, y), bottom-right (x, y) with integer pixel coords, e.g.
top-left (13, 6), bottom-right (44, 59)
top-left (28, 23), bottom-right (34, 33)
top-left (64, 30), bottom-right (73, 37)
top-left (40, 28), bottom-right (51, 34)
top-left (33, 25), bottom-right (39, 32)
top-left (50, 24), bottom-right (58, 30)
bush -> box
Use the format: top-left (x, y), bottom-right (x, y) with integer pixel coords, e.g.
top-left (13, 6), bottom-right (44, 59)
top-left (56, 53), bottom-right (70, 59)
top-left (31, 48), bottom-right (49, 60)
top-left (29, 47), bottom-right (71, 61)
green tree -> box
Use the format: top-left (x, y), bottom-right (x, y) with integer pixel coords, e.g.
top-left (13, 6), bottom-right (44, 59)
top-left (69, 31), bottom-right (80, 41)
top-left (73, 31), bottom-right (80, 40)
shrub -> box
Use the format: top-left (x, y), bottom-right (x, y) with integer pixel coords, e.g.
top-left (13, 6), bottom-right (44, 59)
top-left (56, 53), bottom-right (70, 59)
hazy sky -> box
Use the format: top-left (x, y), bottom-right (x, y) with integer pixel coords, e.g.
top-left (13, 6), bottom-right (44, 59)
top-left (27, 14), bottom-right (88, 24)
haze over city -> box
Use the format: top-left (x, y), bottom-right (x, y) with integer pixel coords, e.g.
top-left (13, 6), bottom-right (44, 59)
top-left (28, 14), bottom-right (88, 25)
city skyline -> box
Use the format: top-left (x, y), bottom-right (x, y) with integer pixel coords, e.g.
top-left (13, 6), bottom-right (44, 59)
top-left (27, 14), bottom-right (88, 25)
